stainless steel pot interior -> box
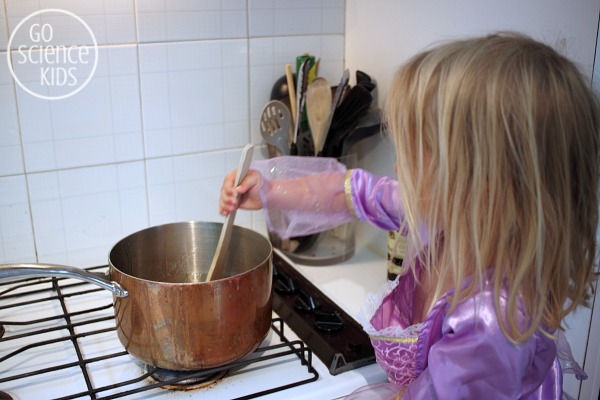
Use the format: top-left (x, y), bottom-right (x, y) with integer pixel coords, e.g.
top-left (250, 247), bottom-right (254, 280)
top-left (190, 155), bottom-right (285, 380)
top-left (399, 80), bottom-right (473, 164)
top-left (109, 221), bottom-right (272, 283)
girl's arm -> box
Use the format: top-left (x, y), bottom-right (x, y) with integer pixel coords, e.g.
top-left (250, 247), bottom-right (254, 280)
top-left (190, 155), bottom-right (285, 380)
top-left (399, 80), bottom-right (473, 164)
top-left (219, 156), bottom-right (404, 240)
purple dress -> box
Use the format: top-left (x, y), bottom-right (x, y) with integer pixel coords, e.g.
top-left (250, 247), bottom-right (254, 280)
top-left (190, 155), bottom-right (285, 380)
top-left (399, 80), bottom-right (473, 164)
top-left (357, 259), bottom-right (562, 399)
top-left (346, 167), bottom-right (562, 399)
top-left (251, 157), bottom-right (582, 399)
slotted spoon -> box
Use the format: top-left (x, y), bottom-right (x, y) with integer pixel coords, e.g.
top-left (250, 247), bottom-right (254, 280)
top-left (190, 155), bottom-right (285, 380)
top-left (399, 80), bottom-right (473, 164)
top-left (260, 100), bottom-right (291, 155)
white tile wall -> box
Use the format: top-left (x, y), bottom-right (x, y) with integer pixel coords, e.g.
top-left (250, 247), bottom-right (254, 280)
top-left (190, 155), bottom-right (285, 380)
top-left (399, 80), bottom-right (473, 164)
top-left (28, 162), bottom-right (148, 266)
top-left (139, 39), bottom-right (249, 157)
top-left (248, 0), bottom-right (344, 37)
top-left (4, 1), bottom-right (136, 47)
top-left (137, 0), bottom-right (247, 43)
top-left (0, 175), bottom-right (36, 263)
top-left (0, 8), bottom-right (7, 51)
top-left (0, 0), bottom-right (345, 267)
top-left (146, 148), bottom-right (253, 227)
top-left (16, 45), bottom-right (143, 172)
top-left (0, 56), bottom-right (22, 176)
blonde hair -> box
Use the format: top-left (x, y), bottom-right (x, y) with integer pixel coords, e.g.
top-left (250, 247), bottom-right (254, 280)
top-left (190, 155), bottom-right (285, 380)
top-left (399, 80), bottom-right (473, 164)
top-left (386, 32), bottom-right (600, 342)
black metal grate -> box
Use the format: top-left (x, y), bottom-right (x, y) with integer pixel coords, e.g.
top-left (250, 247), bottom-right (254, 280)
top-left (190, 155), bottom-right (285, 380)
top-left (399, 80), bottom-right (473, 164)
top-left (0, 267), bottom-right (318, 400)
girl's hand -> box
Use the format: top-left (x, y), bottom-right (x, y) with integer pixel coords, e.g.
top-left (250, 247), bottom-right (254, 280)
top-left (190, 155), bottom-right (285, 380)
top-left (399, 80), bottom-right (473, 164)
top-left (219, 169), bottom-right (263, 216)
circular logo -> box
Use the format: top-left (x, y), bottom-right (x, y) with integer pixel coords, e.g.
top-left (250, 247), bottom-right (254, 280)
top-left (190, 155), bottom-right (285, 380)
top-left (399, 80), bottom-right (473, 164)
top-left (6, 8), bottom-right (98, 101)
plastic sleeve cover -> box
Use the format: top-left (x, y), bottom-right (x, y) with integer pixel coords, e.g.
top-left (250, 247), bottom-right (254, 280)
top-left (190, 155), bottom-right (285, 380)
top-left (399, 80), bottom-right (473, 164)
top-left (252, 157), bottom-right (405, 239)
top-left (251, 156), bottom-right (354, 239)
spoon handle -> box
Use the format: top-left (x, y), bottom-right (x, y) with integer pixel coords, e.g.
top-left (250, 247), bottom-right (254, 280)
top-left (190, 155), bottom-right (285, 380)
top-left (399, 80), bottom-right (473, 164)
top-left (206, 144), bottom-right (254, 281)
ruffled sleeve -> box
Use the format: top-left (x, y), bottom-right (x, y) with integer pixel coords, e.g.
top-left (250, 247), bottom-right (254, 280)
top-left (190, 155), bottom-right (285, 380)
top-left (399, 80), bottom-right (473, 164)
top-left (402, 290), bottom-right (557, 399)
top-left (348, 168), bottom-right (403, 231)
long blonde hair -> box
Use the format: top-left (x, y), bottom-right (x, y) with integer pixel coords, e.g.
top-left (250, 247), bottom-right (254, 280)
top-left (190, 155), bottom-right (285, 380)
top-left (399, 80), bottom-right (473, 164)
top-left (386, 32), bottom-right (600, 342)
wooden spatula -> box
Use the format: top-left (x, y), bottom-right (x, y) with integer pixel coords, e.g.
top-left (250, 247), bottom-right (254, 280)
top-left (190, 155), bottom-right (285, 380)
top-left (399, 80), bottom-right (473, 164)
top-left (206, 144), bottom-right (254, 281)
top-left (306, 77), bottom-right (332, 156)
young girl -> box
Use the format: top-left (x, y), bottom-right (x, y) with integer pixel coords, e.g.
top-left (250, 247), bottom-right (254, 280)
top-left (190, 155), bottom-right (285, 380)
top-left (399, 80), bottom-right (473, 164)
top-left (219, 33), bottom-right (599, 399)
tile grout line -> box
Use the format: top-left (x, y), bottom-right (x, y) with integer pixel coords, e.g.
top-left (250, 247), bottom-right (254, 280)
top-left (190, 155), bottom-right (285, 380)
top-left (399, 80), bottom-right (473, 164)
top-left (132, 0), bottom-right (152, 229)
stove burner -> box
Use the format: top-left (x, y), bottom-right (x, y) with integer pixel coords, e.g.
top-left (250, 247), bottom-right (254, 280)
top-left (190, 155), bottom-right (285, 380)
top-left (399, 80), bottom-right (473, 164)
top-left (0, 391), bottom-right (13, 400)
top-left (148, 366), bottom-right (228, 390)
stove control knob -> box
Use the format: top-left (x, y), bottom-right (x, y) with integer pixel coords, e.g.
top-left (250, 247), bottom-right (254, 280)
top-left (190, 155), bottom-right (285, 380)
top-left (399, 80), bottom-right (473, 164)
top-left (294, 289), bottom-right (319, 312)
top-left (314, 310), bottom-right (344, 332)
top-left (273, 267), bottom-right (297, 294)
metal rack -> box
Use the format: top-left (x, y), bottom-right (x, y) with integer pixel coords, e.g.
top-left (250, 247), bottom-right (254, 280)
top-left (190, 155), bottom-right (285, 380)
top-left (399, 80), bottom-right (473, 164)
top-left (0, 268), bottom-right (318, 400)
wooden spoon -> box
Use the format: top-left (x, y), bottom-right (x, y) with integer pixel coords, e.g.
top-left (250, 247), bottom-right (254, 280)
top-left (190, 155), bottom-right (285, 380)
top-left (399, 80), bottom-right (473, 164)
top-left (306, 77), bottom-right (332, 156)
top-left (206, 144), bottom-right (254, 281)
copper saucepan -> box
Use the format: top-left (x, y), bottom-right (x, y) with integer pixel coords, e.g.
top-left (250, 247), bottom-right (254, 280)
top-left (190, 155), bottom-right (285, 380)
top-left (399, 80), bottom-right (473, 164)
top-left (0, 221), bottom-right (273, 371)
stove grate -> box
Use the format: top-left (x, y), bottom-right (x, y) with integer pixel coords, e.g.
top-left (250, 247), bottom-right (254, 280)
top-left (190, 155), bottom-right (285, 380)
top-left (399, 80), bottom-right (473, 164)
top-left (0, 267), bottom-right (318, 400)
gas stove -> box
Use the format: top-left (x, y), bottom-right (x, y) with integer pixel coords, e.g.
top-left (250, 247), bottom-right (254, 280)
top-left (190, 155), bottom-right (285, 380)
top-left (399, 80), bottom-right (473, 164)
top-left (0, 248), bottom-right (388, 399)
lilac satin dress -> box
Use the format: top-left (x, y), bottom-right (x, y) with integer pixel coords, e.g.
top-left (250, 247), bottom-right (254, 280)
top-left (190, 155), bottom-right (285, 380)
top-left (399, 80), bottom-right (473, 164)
top-left (251, 157), bottom-right (573, 399)
top-left (348, 168), bottom-right (562, 399)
